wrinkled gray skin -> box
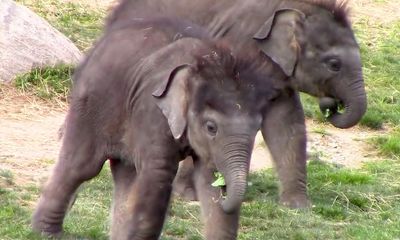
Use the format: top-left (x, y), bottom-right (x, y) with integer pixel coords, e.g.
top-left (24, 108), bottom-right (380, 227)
top-left (32, 17), bottom-right (289, 239)
top-left (107, 0), bottom-right (367, 207)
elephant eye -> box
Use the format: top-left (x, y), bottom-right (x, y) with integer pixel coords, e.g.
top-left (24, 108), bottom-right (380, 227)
top-left (205, 120), bottom-right (218, 136)
top-left (326, 58), bottom-right (342, 72)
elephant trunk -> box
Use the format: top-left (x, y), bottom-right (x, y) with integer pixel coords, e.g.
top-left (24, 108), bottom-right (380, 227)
top-left (320, 78), bottom-right (367, 129)
top-left (218, 138), bottom-right (252, 214)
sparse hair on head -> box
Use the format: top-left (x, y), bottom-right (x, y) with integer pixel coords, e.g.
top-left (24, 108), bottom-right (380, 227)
top-left (305, 0), bottom-right (351, 26)
top-left (192, 40), bottom-right (270, 85)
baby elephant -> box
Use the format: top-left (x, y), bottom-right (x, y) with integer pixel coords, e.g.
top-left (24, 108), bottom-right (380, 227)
top-left (32, 17), bottom-right (286, 239)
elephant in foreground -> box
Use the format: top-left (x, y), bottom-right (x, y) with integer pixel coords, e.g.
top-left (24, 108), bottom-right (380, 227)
top-left (108, 0), bottom-right (368, 207)
top-left (32, 17), bottom-right (290, 239)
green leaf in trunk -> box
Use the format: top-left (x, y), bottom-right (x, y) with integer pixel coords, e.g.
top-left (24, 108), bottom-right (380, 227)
top-left (211, 172), bottom-right (226, 187)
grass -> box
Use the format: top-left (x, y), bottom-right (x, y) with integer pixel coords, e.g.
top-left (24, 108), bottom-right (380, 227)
top-left (311, 125), bottom-right (332, 136)
top-left (0, 169), bottom-right (14, 186)
top-left (0, 166), bottom-right (112, 240)
top-left (356, 20), bottom-right (400, 129)
top-left (12, 0), bottom-right (106, 100)
top-left (16, 0), bottom-right (106, 51)
top-left (1, 158), bottom-right (400, 239)
top-left (371, 127), bottom-right (400, 158)
top-left (0, 174), bottom-right (42, 240)
top-left (14, 64), bottom-right (73, 100)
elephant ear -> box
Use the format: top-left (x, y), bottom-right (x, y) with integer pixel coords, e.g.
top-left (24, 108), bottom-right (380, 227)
top-left (152, 64), bottom-right (191, 139)
top-left (253, 9), bottom-right (306, 76)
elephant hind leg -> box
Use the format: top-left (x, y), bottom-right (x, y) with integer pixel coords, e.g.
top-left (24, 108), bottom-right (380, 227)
top-left (110, 159), bottom-right (137, 238)
top-left (172, 157), bottom-right (198, 201)
top-left (32, 118), bottom-right (107, 236)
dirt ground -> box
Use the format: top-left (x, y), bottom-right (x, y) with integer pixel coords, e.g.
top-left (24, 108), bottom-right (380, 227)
top-left (0, 0), bottom-right (396, 186)
top-left (350, 0), bottom-right (400, 23)
top-left (249, 120), bottom-right (384, 171)
top-left (0, 85), bottom-right (66, 186)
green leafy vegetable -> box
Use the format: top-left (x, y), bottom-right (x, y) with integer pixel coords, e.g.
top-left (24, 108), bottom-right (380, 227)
top-left (211, 172), bottom-right (226, 187)
top-left (324, 108), bottom-right (331, 118)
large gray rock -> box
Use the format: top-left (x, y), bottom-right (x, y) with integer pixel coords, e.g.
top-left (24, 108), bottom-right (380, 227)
top-left (0, 0), bottom-right (82, 82)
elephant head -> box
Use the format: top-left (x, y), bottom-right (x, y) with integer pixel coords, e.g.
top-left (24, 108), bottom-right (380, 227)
top-left (152, 41), bottom-right (277, 213)
top-left (253, 3), bottom-right (367, 129)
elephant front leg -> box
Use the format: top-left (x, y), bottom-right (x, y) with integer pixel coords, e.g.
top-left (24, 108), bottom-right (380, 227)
top-left (262, 93), bottom-right (309, 208)
top-left (114, 159), bottom-right (178, 240)
top-left (32, 141), bottom-right (106, 236)
top-left (32, 112), bottom-right (107, 236)
top-left (193, 160), bottom-right (239, 240)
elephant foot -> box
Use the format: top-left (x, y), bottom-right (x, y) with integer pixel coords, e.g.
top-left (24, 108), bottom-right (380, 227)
top-left (32, 207), bottom-right (64, 238)
top-left (279, 193), bottom-right (310, 209)
top-left (31, 220), bottom-right (63, 239)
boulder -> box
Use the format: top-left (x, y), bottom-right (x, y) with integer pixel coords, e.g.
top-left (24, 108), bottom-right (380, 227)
top-left (0, 0), bottom-right (82, 82)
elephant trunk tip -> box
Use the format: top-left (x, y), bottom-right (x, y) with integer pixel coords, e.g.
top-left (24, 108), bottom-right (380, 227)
top-left (218, 175), bottom-right (247, 214)
top-left (319, 94), bottom-right (367, 129)
top-left (220, 197), bottom-right (242, 214)
top-left (328, 98), bottom-right (367, 129)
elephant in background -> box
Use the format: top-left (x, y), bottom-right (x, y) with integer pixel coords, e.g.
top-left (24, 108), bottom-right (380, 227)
top-left (108, 0), bottom-right (368, 207)
top-left (32, 17), bottom-right (291, 239)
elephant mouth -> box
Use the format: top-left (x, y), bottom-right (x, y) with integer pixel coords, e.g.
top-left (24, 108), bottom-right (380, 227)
top-left (319, 97), bottom-right (344, 118)
top-left (220, 186), bottom-right (227, 198)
